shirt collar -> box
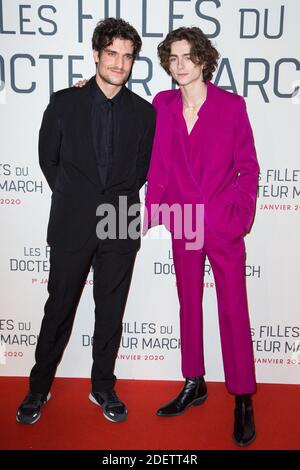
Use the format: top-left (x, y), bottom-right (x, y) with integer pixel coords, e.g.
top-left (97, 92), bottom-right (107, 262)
top-left (91, 76), bottom-right (124, 105)
top-left (171, 81), bottom-right (212, 116)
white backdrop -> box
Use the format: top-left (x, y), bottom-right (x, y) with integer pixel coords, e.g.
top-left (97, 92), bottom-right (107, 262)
top-left (1, 0), bottom-right (299, 385)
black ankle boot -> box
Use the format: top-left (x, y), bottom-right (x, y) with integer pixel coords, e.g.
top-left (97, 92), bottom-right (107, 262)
top-left (233, 394), bottom-right (256, 446)
top-left (156, 376), bottom-right (207, 417)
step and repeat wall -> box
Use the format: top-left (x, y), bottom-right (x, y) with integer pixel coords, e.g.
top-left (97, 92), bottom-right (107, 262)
top-left (1, 0), bottom-right (299, 384)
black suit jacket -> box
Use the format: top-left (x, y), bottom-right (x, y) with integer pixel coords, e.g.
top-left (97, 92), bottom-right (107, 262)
top-left (39, 77), bottom-right (156, 252)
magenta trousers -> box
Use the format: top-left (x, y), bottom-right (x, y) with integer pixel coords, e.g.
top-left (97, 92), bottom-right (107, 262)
top-left (171, 230), bottom-right (256, 395)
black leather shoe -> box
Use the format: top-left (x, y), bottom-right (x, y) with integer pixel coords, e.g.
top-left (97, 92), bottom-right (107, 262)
top-left (89, 390), bottom-right (128, 423)
top-left (16, 391), bottom-right (51, 424)
top-left (233, 394), bottom-right (256, 446)
top-left (156, 376), bottom-right (207, 417)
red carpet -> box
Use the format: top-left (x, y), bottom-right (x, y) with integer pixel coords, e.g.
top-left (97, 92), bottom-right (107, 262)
top-left (0, 377), bottom-right (299, 450)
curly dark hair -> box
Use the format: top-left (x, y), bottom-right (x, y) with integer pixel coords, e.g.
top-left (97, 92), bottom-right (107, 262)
top-left (92, 18), bottom-right (142, 60)
top-left (158, 27), bottom-right (219, 82)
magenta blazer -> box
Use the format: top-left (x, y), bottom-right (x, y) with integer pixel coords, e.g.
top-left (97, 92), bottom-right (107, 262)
top-left (143, 81), bottom-right (259, 240)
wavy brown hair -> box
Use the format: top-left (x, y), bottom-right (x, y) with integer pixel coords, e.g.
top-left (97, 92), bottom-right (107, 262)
top-left (92, 18), bottom-right (142, 60)
top-left (158, 27), bottom-right (219, 82)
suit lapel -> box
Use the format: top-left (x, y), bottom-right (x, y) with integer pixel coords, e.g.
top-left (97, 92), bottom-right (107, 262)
top-left (160, 90), bottom-right (180, 161)
top-left (153, 90), bottom-right (181, 183)
top-left (73, 77), bottom-right (102, 187)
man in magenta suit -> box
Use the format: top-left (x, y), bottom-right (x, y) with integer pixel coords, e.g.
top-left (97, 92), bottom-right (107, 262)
top-left (143, 27), bottom-right (259, 446)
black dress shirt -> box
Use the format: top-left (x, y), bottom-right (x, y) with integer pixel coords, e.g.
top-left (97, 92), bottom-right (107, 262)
top-left (91, 78), bottom-right (124, 187)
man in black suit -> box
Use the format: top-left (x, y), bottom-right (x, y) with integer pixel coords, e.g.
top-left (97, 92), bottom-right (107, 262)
top-left (16, 18), bottom-right (156, 424)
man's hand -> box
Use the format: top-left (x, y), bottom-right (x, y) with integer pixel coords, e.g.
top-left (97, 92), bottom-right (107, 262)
top-left (74, 79), bottom-right (88, 88)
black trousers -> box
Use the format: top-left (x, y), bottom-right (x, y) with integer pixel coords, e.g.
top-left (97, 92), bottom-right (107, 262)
top-left (30, 234), bottom-right (137, 394)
